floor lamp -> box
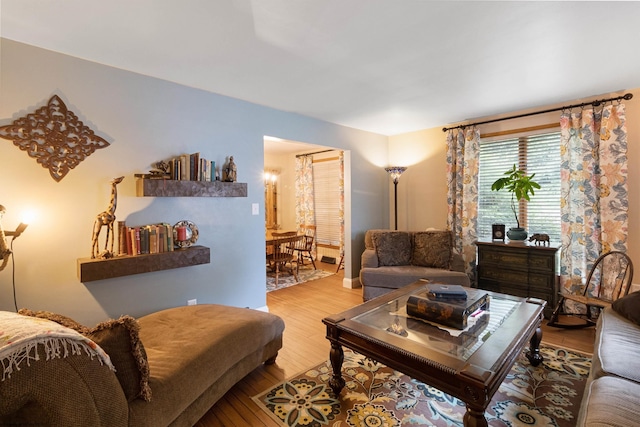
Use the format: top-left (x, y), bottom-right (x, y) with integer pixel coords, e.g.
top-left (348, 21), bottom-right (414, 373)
top-left (385, 166), bottom-right (407, 230)
top-left (0, 204), bottom-right (29, 272)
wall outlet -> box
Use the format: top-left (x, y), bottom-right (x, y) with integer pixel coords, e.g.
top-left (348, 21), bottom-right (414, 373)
top-left (187, 299), bottom-right (197, 306)
top-left (252, 203), bottom-right (259, 215)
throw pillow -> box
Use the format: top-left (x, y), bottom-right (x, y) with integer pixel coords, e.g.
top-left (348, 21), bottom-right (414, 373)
top-left (612, 291), bottom-right (640, 326)
top-left (412, 231), bottom-right (453, 269)
top-left (372, 232), bottom-right (412, 266)
top-left (88, 316), bottom-right (151, 402)
top-left (18, 309), bottom-right (151, 402)
top-left (17, 308), bottom-right (90, 334)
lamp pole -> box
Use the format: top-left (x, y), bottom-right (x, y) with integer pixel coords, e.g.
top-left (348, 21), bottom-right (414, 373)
top-left (385, 167), bottom-right (407, 230)
top-left (393, 179), bottom-right (399, 230)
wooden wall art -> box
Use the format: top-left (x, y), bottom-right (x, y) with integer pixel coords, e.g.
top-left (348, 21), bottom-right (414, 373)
top-left (0, 95), bottom-right (110, 182)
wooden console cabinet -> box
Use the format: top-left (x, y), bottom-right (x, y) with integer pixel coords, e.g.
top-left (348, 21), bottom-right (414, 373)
top-left (476, 241), bottom-right (559, 318)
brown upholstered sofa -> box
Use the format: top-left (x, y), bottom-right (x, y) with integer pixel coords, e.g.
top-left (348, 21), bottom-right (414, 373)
top-left (0, 304), bottom-right (285, 427)
top-left (577, 294), bottom-right (640, 426)
top-left (360, 230), bottom-right (471, 301)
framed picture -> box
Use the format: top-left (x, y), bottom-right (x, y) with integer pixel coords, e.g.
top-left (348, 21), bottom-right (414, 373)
top-left (492, 224), bottom-right (505, 242)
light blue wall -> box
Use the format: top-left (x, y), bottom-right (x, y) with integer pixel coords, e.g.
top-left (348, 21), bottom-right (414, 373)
top-left (0, 39), bottom-right (389, 325)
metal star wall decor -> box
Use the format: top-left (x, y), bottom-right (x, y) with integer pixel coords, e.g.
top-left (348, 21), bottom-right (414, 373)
top-left (0, 95), bottom-right (110, 182)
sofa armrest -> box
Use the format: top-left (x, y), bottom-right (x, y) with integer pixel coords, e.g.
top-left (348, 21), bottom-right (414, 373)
top-left (361, 248), bottom-right (379, 268)
top-left (450, 250), bottom-right (465, 272)
top-left (0, 346), bottom-right (128, 427)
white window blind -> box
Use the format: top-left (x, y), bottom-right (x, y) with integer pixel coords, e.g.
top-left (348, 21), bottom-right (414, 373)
top-left (312, 158), bottom-right (341, 246)
top-left (478, 132), bottom-right (561, 242)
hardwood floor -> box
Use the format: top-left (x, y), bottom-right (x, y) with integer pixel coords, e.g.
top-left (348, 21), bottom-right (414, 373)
top-left (195, 262), bottom-right (595, 426)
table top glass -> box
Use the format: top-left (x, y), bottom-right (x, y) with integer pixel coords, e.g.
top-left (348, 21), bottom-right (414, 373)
top-left (351, 284), bottom-right (521, 361)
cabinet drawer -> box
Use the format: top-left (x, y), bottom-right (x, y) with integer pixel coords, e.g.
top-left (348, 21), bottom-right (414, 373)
top-left (529, 254), bottom-right (555, 273)
top-left (479, 268), bottom-right (528, 285)
top-left (479, 249), bottom-right (528, 268)
top-left (529, 273), bottom-right (555, 290)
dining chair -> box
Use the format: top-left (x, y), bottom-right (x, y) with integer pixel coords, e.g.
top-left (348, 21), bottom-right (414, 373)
top-left (266, 231), bottom-right (297, 271)
top-left (291, 225), bottom-right (316, 272)
top-left (266, 235), bottom-right (303, 286)
top-left (548, 251), bottom-right (634, 328)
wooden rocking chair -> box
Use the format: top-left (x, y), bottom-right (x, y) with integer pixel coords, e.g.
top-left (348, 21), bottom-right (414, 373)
top-left (548, 251), bottom-right (634, 328)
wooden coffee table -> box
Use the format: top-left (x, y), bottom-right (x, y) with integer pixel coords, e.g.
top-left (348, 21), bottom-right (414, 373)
top-left (323, 281), bottom-right (545, 427)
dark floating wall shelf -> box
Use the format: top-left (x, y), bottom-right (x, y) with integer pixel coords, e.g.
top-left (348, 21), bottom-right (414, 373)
top-left (136, 178), bottom-right (247, 197)
top-left (77, 245), bottom-right (211, 282)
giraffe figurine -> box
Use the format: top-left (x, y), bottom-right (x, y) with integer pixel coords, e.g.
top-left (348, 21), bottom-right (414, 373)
top-left (91, 176), bottom-right (124, 259)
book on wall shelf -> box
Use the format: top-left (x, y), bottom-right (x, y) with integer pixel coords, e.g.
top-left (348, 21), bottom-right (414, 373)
top-left (118, 222), bottom-right (175, 257)
top-left (176, 152), bottom-right (217, 182)
top-left (136, 152), bottom-right (218, 182)
top-left (406, 287), bottom-right (489, 330)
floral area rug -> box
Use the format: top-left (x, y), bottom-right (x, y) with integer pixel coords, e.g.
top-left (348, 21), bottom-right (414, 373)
top-left (267, 264), bottom-right (334, 292)
top-left (253, 345), bottom-right (591, 427)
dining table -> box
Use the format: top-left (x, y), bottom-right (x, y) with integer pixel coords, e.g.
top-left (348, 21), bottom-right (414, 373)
top-left (265, 231), bottom-right (298, 258)
top-left (265, 231), bottom-right (302, 285)
top-left (266, 230), bottom-right (297, 242)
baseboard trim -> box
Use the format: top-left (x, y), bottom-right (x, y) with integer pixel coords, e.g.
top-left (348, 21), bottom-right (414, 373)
top-left (342, 276), bottom-right (361, 289)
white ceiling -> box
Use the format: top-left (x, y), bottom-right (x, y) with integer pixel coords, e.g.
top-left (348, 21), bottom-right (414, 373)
top-left (2, 1), bottom-right (640, 136)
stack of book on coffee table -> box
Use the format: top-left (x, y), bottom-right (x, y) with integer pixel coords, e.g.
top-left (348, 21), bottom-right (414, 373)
top-left (406, 284), bottom-right (489, 330)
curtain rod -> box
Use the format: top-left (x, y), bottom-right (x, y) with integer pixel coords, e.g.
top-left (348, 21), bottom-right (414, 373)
top-left (295, 149), bottom-right (335, 158)
top-left (442, 93), bottom-right (633, 133)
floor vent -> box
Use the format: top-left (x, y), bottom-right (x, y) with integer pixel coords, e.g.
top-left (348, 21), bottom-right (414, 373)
top-left (321, 256), bottom-right (336, 264)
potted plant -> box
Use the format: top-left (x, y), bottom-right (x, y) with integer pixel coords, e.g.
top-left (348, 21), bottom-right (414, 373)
top-left (490, 164), bottom-right (541, 241)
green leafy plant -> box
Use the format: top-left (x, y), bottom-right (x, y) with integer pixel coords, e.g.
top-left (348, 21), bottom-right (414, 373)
top-left (491, 164), bottom-right (541, 228)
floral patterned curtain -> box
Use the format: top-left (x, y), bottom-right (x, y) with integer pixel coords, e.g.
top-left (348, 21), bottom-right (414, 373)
top-left (295, 154), bottom-right (316, 258)
top-left (446, 127), bottom-right (480, 278)
top-left (295, 155), bottom-right (315, 228)
top-left (338, 151), bottom-right (345, 259)
top-left (295, 152), bottom-right (344, 264)
top-left (559, 104), bottom-right (629, 296)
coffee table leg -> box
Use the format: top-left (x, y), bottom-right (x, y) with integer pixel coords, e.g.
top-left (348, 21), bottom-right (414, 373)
top-left (526, 324), bottom-right (544, 366)
top-left (463, 404), bottom-right (489, 427)
top-left (328, 343), bottom-right (346, 395)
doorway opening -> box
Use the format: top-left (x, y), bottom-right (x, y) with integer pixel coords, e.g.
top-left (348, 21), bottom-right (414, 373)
top-left (264, 137), bottom-right (349, 283)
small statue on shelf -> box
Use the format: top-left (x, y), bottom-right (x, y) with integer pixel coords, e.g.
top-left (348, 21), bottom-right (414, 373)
top-left (528, 233), bottom-right (550, 246)
top-left (224, 156), bottom-right (237, 182)
top-left (149, 160), bottom-right (171, 179)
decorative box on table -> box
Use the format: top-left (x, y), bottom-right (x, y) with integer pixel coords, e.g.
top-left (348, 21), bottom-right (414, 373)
top-left (406, 287), bottom-right (489, 330)
top-left (409, 311), bottom-right (490, 347)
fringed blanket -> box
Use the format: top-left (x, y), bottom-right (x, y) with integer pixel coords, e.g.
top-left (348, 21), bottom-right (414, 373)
top-left (0, 311), bottom-right (114, 380)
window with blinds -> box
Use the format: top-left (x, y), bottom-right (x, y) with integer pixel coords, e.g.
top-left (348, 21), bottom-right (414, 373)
top-left (478, 132), bottom-right (561, 242)
top-left (312, 158), bottom-right (341, 246)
